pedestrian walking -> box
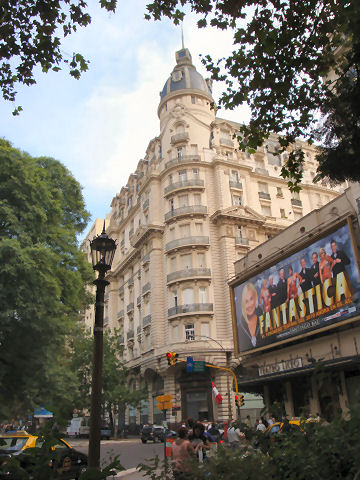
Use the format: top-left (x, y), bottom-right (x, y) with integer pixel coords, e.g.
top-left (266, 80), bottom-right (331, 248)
top-left (171, 427), bottom-right (196, 480)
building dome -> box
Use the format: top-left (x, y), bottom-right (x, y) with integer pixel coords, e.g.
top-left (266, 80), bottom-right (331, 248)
top-left (159, 48), bottom-right (213, 106)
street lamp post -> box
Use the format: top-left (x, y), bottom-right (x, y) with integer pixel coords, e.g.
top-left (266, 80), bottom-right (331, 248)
top-left (88, 223), bottom-right (116, 469)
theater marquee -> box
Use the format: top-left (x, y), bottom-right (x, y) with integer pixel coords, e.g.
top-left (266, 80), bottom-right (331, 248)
top-left (232, 222), bottom-right (360, 355)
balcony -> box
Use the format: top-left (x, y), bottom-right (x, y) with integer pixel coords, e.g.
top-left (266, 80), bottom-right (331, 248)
top-left (168, 303), bottom-right (213, 317)
top-left (235, 237), bottom-right (249, 246)
top-left (165, 154), bottom-right (201, 169)
top-left (167, 267), bottom-right (211, 283)
top-left (143, 199), bottom-right (149, 211)
top-left (127, 302), bottom-right (134, 313)
top-left (164, 179), bottom-right (204, 195)
top-left (219, 137), bottom-right (234, 147)
top-left (165, 205), bottom-right (207, 221)
top-left (229, 180), bottom-right (243, 190)
top-left (165, 236), bottom-right (210, 252)
top-left (142, 282), bottom-right (151, 294)
top-left (117, 309), bottom-right (124, 319)
top-left (255, 167), bottom-right (269, 176)
top-left (258, 191), bottom-right (271, 200)
top-left (171, 132), bottom-right (189, 144)
top-left (142, 252), bottom-right (150, 264)
top-left (127, 330), bottom-right (134, 340)
top-left (142, 314), bottom-right (152, 327)
top-left (291, 198), bottom-right (302, 207)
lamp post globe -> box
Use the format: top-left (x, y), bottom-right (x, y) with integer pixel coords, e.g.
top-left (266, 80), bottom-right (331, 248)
top-left (88, 222), bottom-right (116, 470)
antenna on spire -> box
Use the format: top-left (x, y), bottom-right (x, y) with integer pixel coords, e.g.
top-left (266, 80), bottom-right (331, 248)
top-left (181, 21), bottom-right (185, 49)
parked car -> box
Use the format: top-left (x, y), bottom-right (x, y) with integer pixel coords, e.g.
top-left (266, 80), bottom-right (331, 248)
top-left (141, 425), bottom-right (157, 443)
top-left (100, 426), bottom-right (111, 440)
top-left (157, 428), bottom-right (177, 443)
top-left (0, 430), bottom-right (87, 479)
top-left (66, 417), bottom-right (90, 438)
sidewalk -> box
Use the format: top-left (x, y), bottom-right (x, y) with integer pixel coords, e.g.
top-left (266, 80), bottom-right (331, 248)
top-left (112, 467), bottom-right (147, 479)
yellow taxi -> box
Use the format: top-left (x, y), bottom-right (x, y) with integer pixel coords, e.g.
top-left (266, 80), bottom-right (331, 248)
top-left (0, 430), bottom-right (37, 451)
top-left (265, 418), bottom-right (319, 436)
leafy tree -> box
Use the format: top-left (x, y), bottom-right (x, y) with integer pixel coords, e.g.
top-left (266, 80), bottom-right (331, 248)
top-left (0, 138), bottom-right (93, 419)
top-left (69, 328), bottom-right (147, 435)
top-left (0, 0), bottom-right (117, 115)
top-left (146, 0), bottom-right (360, 189)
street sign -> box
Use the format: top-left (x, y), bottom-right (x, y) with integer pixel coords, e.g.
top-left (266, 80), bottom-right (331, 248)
top-left (186, 356), bottom-right (194, 372)
top-left (193, 360), bottom-right (206, 372)
top-left (156, 394), bottom-right (173, 403)
top-left (156, 401), bottom-right (173, 411)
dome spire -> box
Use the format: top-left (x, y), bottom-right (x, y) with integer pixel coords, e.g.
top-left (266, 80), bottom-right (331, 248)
top-left (181, 21), bottom-right (185, 50)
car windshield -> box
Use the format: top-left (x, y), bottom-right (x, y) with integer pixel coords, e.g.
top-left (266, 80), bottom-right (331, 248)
top-left (0, 437), bottom-right (28, 451)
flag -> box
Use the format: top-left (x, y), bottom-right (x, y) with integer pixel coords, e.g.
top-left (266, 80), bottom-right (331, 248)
top-left (211, 381), bottom-right (223, 405)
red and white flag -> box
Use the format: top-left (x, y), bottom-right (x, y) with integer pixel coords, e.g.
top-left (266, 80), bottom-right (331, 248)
top-left (211, 381), bottom-right (223, 405)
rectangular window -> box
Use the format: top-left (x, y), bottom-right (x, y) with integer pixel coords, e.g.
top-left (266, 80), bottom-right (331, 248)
top-left (177, 147), bottom-right (183, 158)
top-left (232, 195), bottom-right (242, 206)
top-left (183, 288), bottom-right (194, 305)
top-left (170, 227), bottom-right (175, 240)
top-left (197, 253), bottom-right (205, 268)
top-left (173, 325), bottom-right (179, 342)
top-left (292, 191), bottom-right (300, 200)
top-left (191, 96), bottom-right (196, 104)
top-left (277, 187), bottom-right (283, 197)
top-left (193, 168), bottom-right (199, 179)
top-left (199, 287), bottom-right (207, 304)
top-left (193, 193), bottom-right (201, 205)
top-left (230, 170), bottom-right (239, 182)
top-left (178, 169), bottom-right (187, 181)
top-left (181, 254), bottom-right (192, 269)
top-left (280, 208), bottom-right (286, 218)
top-left (168, 174), bottom-right (173, 185)
top-left (169, 198), bottom-right (175, 212)
top-left (179, 194), bottom-right (189, 207)
top-left (262, 205), bottom-right (271, 217)
top-left (195, 222), bottom-right (203, 234)
top-left (185, 324), bottom-right (195, 341)
top-left (201, 322), bottom-right (210, 338)
top-left (170, 256), bottom-right (177, 272)
top-left (180, 223), bottom-right (190, 237)
top-left (191, 144), bottom-right (198, 155)
top-left (173, 290), bottom-right (178, 307)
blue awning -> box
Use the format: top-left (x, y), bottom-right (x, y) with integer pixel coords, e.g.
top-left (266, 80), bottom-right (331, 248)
top-left (33, 407), bottom-right (53, 418)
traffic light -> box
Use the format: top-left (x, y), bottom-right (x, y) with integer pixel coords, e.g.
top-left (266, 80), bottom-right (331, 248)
top-left (235, 394), bottom-right (245, 407)
top-left (235, 395), bottom-right (239, 408)
top-left (239, 394), bottom-right (245, 406)
top-left (166, 352), bottom-right (179, 366)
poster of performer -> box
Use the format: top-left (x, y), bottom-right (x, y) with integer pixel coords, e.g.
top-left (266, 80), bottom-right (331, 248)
top-left (232, 223), bottom-right (360, 354)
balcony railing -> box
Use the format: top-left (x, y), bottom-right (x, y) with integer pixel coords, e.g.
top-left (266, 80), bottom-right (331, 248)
top-left (127, 302), bottom-right (134, 313)
top-left (165, 155), bottom-right (201, 169)
top-left (219, 137), bottom-right (234, 147)
top-left (167, 267), bottom-right (211, 283)
top-left (255, 167), bottom-right (269, 176)
top-left (291, 198), bottom-right (302, 207)
top-left (164, 179), bottom-right (204, 195)
top-left (137, 295), bottom-right (141, 306)
top-left (171, 132), bottom-right (189, 144)
top-left (127, 330), bottom-right (134, 340)
top-left (229, 180), bottom-right (243, 190)
top-left (142, 252), bottom-right (150, 264)
top-left (168, 303), bottom-right (213, 317)
top-left (142, 282), bottom-right (151, 294)
top-left (258, 191), bottom-right (271, 200)
top-left (143, 199), bottom-right (149, 210)
top-left (143, 314), bottom-right (152, 327)
top-left (117, 309), bottom-right (124, 319)
top-left (165, 205), bottom-right (207, 221)
top-left (235, 237), bottom-right (250, 246)
top-left (165, 236), bottom-right (210, 252)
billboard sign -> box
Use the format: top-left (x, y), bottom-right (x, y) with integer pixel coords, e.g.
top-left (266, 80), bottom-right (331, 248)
top-left (232, 222), bottom-right (360, 354)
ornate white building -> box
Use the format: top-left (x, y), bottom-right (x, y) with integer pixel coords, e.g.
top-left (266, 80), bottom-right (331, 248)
top-left (82, 47), bottom-right (344, 426)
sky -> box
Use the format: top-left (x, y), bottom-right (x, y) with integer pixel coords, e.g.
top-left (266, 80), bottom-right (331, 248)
top-left (0, 0), bottom-right (250, 235)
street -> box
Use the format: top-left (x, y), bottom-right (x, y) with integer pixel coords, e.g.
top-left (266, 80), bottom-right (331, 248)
top-left (69, 437), bottom-right (164, 471)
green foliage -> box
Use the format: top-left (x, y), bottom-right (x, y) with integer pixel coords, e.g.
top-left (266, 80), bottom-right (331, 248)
top-left (0, 138), bottom-right (93, 420)
top-left (146, 0), bottom-right (360, 188)
top-left (0, 1), bottom-right (117, 114)
top-left (69, 328), bottom-right (147, 433)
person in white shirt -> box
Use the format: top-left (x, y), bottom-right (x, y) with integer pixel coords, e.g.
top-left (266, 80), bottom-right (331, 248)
top-left (227, 421), bottom-right (244, 447)
top-left (256, 419), bottom-right (266, 432)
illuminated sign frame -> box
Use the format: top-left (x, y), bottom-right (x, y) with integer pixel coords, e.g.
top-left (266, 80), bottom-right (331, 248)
top-left (231, 218), bottom-right (360, 355)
